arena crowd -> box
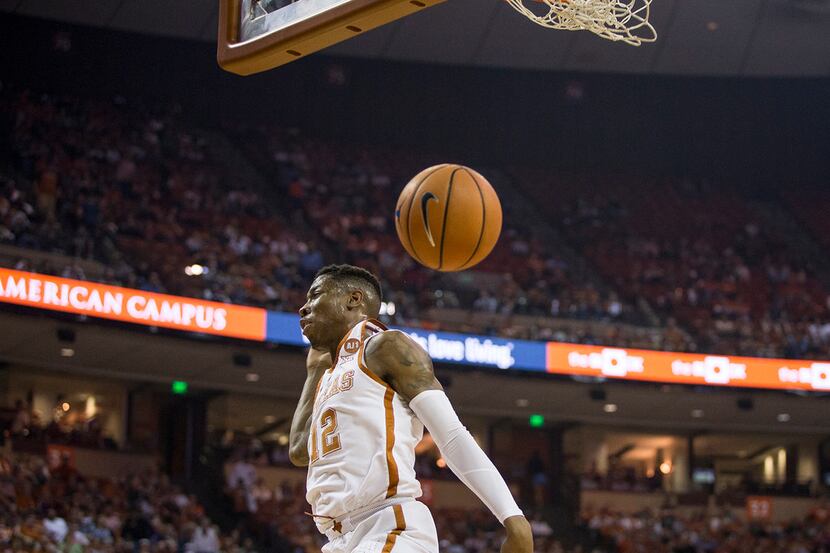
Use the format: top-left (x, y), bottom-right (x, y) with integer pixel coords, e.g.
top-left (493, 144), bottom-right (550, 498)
top-left (2, 88), bottom-right (830, 357)
top-left (580, 504), bottom-right (830, 553)
top-left (0, 452), bottom-right (256, 553)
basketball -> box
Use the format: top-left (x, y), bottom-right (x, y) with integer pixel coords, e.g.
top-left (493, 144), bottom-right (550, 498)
top-left (394, 164), bottom-right (502, 272)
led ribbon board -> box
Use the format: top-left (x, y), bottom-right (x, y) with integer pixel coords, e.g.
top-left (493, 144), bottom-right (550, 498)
top-left (0, 268), bottom-right (266, 341)
top-left (2, 269), bottom-right (827, 391)
top-left (546, 342), bottom-right (830, 392)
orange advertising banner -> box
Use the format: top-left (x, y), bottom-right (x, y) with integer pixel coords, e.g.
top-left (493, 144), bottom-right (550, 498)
top-left (546, 341), bottom-right (830, 392)
top-left (0, 268), bottom-right (266, 341)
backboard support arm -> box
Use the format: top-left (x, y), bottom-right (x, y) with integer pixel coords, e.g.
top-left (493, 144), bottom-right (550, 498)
top-left (217, 0), bottom-right (445, 75)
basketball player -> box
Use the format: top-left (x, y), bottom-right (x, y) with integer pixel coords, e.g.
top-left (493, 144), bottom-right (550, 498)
top-left (290, 264), bottom-right (533, 553)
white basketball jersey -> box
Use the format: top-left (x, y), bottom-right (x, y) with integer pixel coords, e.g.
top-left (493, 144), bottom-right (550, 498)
top-left (306, 319), bottom-right (423, 518)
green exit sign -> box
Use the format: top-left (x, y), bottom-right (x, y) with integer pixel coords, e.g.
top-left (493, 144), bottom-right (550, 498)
top-left (529, 414), bottom-right (544, 428)
top-left (171, 380), bottom-right (188, 395)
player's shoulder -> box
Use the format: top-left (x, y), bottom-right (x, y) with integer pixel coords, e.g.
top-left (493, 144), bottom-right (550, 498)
top-left (366, 329), bottom-right (410, 352)
top-left (364, 329), bottom-right (429, 362)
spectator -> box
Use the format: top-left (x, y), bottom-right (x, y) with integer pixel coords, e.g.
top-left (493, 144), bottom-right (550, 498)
top-left (227, 454), bottom-right (257, 492)
top-left (188, 518), bottom-right (220, 553)
top-left (43, 508), bottom-right (68, 543)
top-left (10, 398), bottom-right (31, 436)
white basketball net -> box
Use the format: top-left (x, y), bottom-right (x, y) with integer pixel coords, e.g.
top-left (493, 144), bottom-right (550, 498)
top-left (505, 0), bottom-right (657, 46)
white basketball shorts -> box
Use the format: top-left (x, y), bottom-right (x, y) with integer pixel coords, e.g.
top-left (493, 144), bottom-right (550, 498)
top-left (322, 500), bottom-right (438, 553)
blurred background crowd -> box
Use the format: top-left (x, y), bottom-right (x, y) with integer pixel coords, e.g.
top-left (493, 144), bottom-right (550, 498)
top-left (2, 88), bottom-right (829, 359)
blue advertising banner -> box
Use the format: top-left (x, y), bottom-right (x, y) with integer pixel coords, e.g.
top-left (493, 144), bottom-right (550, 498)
top-left (265, 311), bottom-right (309, 346)
top-left (400, 328), bottom-right (546, 372)
top-left (264, 311), bottom-right (546, 372)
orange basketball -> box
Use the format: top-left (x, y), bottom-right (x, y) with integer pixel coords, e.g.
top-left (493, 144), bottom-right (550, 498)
top-left (394, 164), bottom-right (502, 272)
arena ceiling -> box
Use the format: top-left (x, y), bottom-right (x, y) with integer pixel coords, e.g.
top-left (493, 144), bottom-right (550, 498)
top-left (2, 0), bottom-right (830, 76)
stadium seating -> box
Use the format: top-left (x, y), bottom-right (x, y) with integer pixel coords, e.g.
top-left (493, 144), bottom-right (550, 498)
top-left (2, 87), bottom-right (829, 359)
top-left (0, 452), bottom-right (253, 553)
top-left (512, 170), bottom-right (830, 359)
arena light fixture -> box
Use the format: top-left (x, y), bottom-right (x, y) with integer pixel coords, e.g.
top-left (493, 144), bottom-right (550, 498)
top-left (691, 409), bottom-right (704, 418)
top-left (659, 461), bottom-right (672, 474)
top-left (60, 347), bottom-right (75, 357)
top-left (184, 264), bottom-right (206, 276)
top-left (777, 413), bottom-right (791, 423)
top-left (246, 372), bottom-right (260, 382)
top-left (603, 403), bottom-right (618, 413)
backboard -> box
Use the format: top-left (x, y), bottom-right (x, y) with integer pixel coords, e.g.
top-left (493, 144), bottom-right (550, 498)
top-left (217, 0), bottom-right (445, 75)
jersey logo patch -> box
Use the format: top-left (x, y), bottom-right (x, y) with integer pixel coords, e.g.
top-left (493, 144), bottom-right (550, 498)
top-left (342, 338), bottom-right (360, 356)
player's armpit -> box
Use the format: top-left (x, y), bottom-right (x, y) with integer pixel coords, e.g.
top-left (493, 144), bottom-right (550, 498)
top-left (363, 330), bottom-right (442, 402)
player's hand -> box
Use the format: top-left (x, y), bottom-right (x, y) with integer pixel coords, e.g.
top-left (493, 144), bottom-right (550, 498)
top-left (502, 516), bottom-right (533, 553)
top-left (306, 347), bottom-right (332, 374)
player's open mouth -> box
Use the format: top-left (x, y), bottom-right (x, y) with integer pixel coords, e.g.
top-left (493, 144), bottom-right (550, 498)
top-left (300, 319), bottom-right (311, 331)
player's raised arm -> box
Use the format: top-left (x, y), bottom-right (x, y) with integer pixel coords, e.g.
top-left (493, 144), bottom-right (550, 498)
top-left (364, 330), bottom-right (534, 553)
top-left (288, 347), bottom-right (331, 467)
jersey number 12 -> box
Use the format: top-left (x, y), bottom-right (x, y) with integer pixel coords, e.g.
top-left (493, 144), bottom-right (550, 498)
top-left (310, 408), bottom-right (341, 463)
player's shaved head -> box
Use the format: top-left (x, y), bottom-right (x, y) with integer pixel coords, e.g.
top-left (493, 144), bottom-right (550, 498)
top-left (314, 264), bottom-right (382, 317)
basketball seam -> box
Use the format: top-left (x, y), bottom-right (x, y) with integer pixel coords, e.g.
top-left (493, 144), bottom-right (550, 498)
top-left (437, 168), bottom-right (460, 270)
top-left (406, 165), bottom-right (446, 267)
top-left (398, 192), bottom-right (415, 262)
top-left (457, 168), bottom-right (487, 271)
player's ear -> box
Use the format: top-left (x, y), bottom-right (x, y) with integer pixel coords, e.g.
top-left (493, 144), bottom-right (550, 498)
top-left (346, 289), bottom-right (364, 311)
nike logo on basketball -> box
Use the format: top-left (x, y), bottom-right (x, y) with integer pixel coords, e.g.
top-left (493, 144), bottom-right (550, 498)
top-left (421, 192), bottom-right (438, 247)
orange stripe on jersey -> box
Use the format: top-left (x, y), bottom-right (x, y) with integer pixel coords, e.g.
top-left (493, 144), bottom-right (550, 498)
top-left (359, 358), bottom-right (389, 388)
top-left (381, 504), bottom-right (407, 553)
top-left (366, 318), bottom-right (389, 331)
top-left (383, 387), bottom-right (399, 497)
top-left (354, 320), bottom-right (400, 497)
top-left (328, 326), bottom-right (356, 373)
top-left (356, 322), bottom-right (391, 389)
